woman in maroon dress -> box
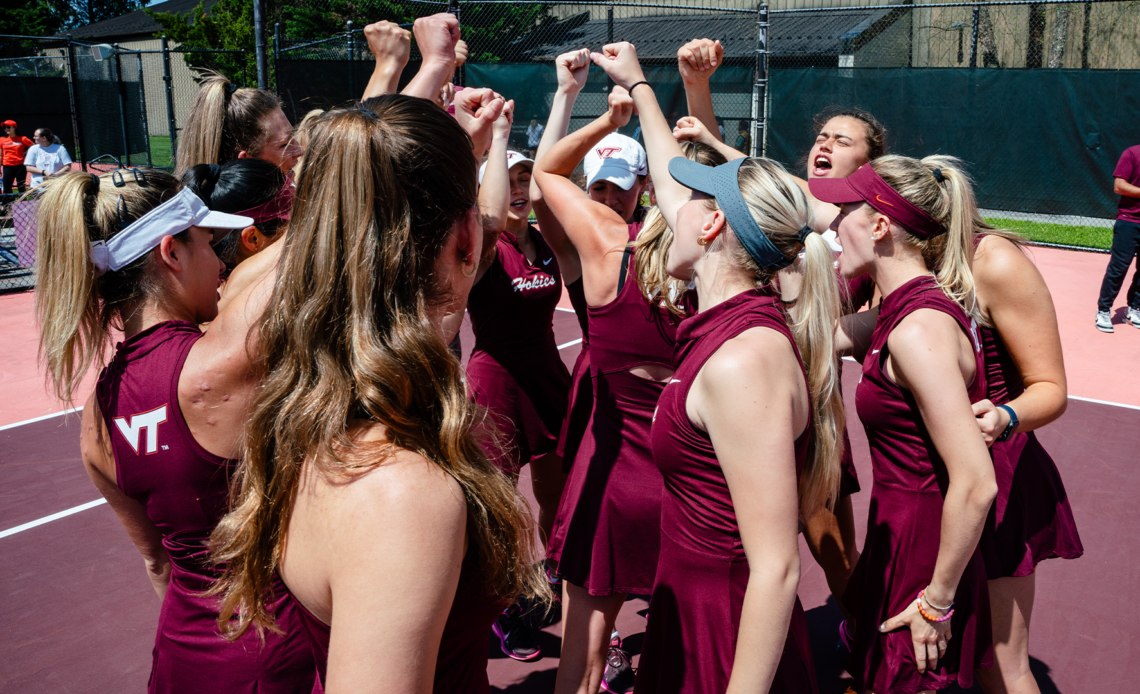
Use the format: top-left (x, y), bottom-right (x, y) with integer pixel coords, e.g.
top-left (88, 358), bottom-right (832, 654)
top-left (968, 230), bottom-right (1083, 694)
top-left (466, 103), bottom-right (571, 660)
top-left (593, 40), bottom-right (844, 694)
top-left (35, 171), bottom-right (315, 692)
top-left (811, 156), bottom-right (999, 693)
top-left (208, 96), bottom-right (549, 694)
top-left (534, 81), bottom-right (680, 693)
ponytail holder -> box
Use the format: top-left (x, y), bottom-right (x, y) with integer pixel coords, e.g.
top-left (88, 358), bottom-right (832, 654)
top-left (932, 168), bottom-right (945, 183)
top-left (226, 83), bottom-right (238, 95)
top-left (797, 225), bottom-right (814, 245)
top-left (89, 173), bottom-right (100, 193)
top-left (207, 163), bottom-right (221, 183)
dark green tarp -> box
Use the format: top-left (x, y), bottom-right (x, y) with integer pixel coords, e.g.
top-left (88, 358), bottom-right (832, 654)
top-left (768, 67), bottom-right (1140, 219)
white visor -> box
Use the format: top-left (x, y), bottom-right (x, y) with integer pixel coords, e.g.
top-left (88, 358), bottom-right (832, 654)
top-left (89, 188), bottom-right (253, 275)
top-left (478, 150), bottom-right (534, 185)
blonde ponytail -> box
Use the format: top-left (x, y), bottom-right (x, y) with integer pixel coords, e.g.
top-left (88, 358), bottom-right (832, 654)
top-left (34, 170), bottom-right (182, 404)
top-left (176, 72), bottom-right (283, 178)
top-left (712, 158), bottom-right (845, 516)
top-left (790, 231), bottom-right (843, 516)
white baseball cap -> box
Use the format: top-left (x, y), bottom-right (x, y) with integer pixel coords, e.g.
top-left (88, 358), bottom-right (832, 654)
top-left (478, 150), bottom-right (534, 185)
top-left (583, 133), bottom-right (647, 191)
top-left (89, 187), bottom-right (252, 276)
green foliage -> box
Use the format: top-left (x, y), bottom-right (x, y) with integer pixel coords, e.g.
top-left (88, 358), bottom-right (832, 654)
top-left (985, 218), bottom-right (1114, 250)
top-left (275, 0), bottom-right (414, 40)
top-left (148, 0), bottom-right (253, 84)
top-left (455, 3), bottom-right (557, 63)
top-left (0, 0), bottom-right (67, 39)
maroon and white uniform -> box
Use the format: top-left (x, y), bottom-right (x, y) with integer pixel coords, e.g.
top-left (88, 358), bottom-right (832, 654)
top-left (95, 320), bottom-right (314, 694)
top-left (466, 226), bottom-right (571, 473)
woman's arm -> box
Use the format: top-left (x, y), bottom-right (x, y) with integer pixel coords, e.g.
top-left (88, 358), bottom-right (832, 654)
top-left (361, 21), bottom-right (411, 99)
top-left (693, 329), bottom-right (806, 694)
top-left (531, 90), bottom-right (634, 306)
top-left (474, 101), bottom-right (513, 283)
top-left (529, 48), bottom-right (590, 283)
top-left (971, 235), bottom-right (1067, 442)
top-left (590, 42), bottom-right (689, 231)
top-left (79, 393), bottom-right (170, 600)
top-left (672, 116), bottom-right (746, 161)
top-left (880, 310), bottom-right (998, 673)
top-left (321, 454), bottom-right (467, 694)
top-left (677, 38), bottom-right (724, 142)
top-left (401, 14), bottom-right (460, 102)
top-left (835, 305), bottom-right (879, 359)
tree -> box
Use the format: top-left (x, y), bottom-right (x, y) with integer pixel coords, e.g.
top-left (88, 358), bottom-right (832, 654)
top-left (148, 0), bottom-right (254, 84)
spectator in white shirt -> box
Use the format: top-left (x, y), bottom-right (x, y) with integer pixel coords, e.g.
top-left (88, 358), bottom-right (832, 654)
top-left (526, 118), bottom-right (544, 157)
top-left (24, 128), bottom-right (72, 187)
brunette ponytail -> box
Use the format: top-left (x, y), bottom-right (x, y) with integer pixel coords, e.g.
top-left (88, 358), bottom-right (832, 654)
top-left (176, 72), bottom-right (282, 177)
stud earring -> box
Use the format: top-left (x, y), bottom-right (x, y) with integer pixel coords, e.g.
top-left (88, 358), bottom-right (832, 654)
top-left (697, 236), bottom-right (709, 246)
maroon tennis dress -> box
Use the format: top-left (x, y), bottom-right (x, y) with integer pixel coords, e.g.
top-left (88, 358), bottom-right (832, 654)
top-left (555, 277), bottom-right (592, 473)
top-left (548, 222), bottom-right (684, 596)
top-left (95, 321), bottom-right (314, 694)
top-left (837, 272), bottom-right (876, 497)
top-left (636, 287), bottom-right (818, 694)
top-left (978, 324), bottom-right (1083, 578)
top-left (288, 552), bottom-right (508, 694)
top-left (466, 225), bottom-right (571, 473)
top-left (845, 275), bottom-right (993, 693)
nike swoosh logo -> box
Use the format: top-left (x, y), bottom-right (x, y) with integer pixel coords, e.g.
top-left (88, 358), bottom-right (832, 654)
top-left (874, 194), bottom-right (895, 208)
top-left (871, 349), bottom-right (881, 354)
top-left (543, 258), bottom-right (553, 265)
top-left (669, 379), bottom-right (682, 384)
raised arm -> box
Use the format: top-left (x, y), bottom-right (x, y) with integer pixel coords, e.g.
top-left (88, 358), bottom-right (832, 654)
top-left (531, 90), bottom-right (633, 305)
top-left (401, 14), bottom-right (460, 102)
top-left (590, 42), bottom-right (689, 230)
top-left (475, 100), bottom-right (514, 282)
top-left (880, 311), bottom-right (998, 673)
top-left (696, 330), bottom-right (805, 694)
top-left (80, 394), bottom-right (170, 600)
top-left (361, 21), bottom-right (411, 99)
top-left (971, 235), bottom-right (1067, 442)
top-left (529, 48), bottom-right (590, 280)
top-left (677, 38), bottom-right (724, 143)
top-left (673, 116), bottom-right (746, 162)
top-left (452, 87), bottom-right (505, 161)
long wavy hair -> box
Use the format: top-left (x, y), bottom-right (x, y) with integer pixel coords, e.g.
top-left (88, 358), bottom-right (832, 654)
top-left (208, 96), bottom-right (547, 637)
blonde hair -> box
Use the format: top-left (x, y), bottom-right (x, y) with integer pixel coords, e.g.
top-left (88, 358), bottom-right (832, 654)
top-left (290, 109), bottom-right (324, 182)
top-left (634, 141), bottom-right (726, 317)
top-left (869, 155), bottom-right (984, 320)
top-left (33, 170), bottom-right (183, 404)
top-left (706, 158), bottom-right (844, 516)
top-left (175, 72), bottom-right (282, 178)
top-left (208, 96), bottom-right (547, 638)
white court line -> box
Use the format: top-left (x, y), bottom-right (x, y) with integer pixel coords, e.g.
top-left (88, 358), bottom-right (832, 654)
top-left (555, 307), bottom-right (576, 313)
top-left (0, 406), bottom-right (83, 432)
top-left (0, 498), bottom-right (107, 540)
top-left (558, 338), bottom-right (583, 350)
top-left (1068, 395), bottom-right (1140, 411)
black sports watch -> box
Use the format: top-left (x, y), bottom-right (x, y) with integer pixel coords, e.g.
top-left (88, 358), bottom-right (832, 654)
top-left (995, 404), bottom-right (1019, 443)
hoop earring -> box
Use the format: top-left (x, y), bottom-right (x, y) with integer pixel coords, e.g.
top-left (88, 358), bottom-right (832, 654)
top-left (461, 256), bottom-right (477, 278)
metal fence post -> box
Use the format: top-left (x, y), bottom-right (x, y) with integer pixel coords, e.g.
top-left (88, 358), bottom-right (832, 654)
top-left (161, 36), bottom-right (178, 166)
top-left (274, 23), bottom-right (281, 93)
top-left (136, 51), bottom-right (152, 167)
top-left (346, 21), bottom-right (355, 98)
top-left (114, 43), bottom-right (130, 166)
top-left (449, 0), bottom-right (464, 87)
top-left (254, 0), bottom-right (268, 89)
top-left (1081, 1), bottom-right (1091, 68)
top-left (607, 4), bottom-right (614, 44)
top-left (969, 5), bottom-right (980, 68)
top-left (64, 35), bottom-right (87, 172)
top-left (751, 3), bottom-right (768, 158)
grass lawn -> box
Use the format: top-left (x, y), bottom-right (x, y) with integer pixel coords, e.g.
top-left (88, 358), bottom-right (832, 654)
top-left (78, 135), bottom-right (175, 170)
top-left (986, 217), bottom-right (1112, 250)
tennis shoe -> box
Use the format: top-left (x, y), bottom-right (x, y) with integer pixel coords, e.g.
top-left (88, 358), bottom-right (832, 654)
top-left (601, 640), bottom-right (635, 693)
top-left (1128, 307), bottom-right (1140, 329)
top-left (491, 604), bottom-right (542, 661)
top-left (1096, 310), bottom-right (1114, 333)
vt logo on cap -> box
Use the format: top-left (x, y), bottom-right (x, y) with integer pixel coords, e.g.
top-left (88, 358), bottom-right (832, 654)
top-left (596, 147), bottom-right (623, 159)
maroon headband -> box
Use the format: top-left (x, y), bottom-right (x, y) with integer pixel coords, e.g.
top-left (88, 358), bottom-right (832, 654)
top-left (236, 180), bottom-right (294, 225)
top-left (809, 164), bottom-right (945, 239)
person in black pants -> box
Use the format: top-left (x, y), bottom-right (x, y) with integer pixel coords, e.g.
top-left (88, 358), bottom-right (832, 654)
top-left (1096, 143), bottom-right (1140, 332)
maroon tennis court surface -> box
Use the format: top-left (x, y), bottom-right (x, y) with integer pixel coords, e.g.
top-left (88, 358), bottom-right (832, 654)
top-left (3, 244), bottom-right (1138, 692)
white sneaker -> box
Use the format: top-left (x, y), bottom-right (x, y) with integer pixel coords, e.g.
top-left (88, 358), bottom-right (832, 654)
top-left (1128, 307), bottom-right (1140, 329)
top-left (1096, 310), bottom-right (1114, 333)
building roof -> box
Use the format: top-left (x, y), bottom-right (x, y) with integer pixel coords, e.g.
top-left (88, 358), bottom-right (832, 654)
top-left (60, 0), bottom-right (221, 41)
top-left (512, 7), bottom-right (895, 62)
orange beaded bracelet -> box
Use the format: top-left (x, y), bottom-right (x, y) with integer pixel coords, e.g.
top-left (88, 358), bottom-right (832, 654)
top-left (917, 589), bottom-right (954, 623)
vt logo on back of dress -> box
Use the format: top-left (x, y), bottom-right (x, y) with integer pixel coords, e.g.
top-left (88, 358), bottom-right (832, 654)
top-left (114, 405), bottom-right (169, 455)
